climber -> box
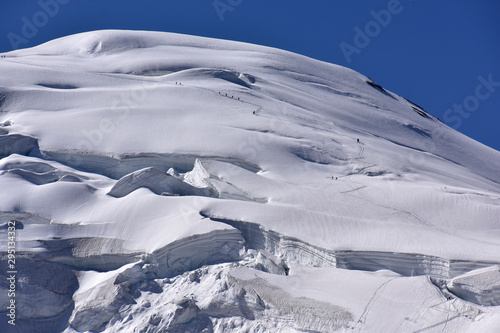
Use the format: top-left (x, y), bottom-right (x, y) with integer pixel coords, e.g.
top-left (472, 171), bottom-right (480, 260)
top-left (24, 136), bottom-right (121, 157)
top-left (357, 138), bottom-right (360, 143)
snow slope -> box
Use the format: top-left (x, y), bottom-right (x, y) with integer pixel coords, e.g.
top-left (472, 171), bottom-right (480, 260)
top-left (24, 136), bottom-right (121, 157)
top-left (0, 30), bottom-right (499, 332)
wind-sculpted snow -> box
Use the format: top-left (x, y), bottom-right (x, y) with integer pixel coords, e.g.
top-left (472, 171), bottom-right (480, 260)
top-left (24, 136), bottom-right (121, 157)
top-left (107, 167), bottom-right (216, 198)
top-left (447, 266), bottom-right (500, 306)
top-left (0, 134), bottom-right (39, 157)
top-left (200, 212), bottom-right (500, 279)
top-left (1, 168), bottom-right (86, 186)
top-left (1, 30), bottom-right (500, 332)
top-left (41, 151), bottom-right (262, 179)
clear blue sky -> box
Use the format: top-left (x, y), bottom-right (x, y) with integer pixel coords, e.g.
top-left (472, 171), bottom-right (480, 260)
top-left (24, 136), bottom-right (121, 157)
top-left (2, 1), bottom-right (499, 151)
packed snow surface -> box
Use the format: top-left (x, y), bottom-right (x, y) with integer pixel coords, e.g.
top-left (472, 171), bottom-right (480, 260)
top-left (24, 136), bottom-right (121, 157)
top-left (0, 30), bottom-right (499, 332)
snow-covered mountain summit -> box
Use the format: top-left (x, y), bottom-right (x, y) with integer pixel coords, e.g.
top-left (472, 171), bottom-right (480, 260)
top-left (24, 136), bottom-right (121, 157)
top-left (1, 30), bottom-right (499, 332)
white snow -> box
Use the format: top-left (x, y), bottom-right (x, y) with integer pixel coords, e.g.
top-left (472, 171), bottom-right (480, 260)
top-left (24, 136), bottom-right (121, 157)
top-left (0, 29), bottom-right (499, 332)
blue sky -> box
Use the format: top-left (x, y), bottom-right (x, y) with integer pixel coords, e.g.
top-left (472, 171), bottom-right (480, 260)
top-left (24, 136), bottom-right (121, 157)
top-left (1, 0), bottom-right (499, 151)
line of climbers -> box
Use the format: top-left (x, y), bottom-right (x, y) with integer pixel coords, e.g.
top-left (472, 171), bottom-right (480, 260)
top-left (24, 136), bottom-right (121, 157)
top-left (173, 81), bottom-right (252, 114)
top-left (217, 91), bottom-right (240, 101)
top-left (174, 81), bottom-right (257, 115)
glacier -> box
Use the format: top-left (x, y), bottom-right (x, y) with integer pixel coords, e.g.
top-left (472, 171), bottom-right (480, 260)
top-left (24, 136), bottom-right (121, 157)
top-left (0, 30), bottom-right (499, 332)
